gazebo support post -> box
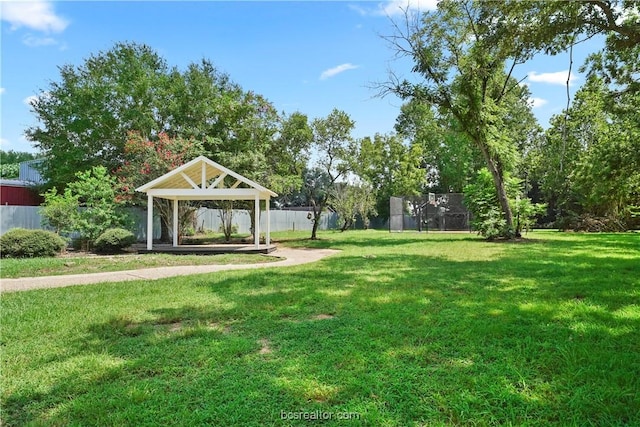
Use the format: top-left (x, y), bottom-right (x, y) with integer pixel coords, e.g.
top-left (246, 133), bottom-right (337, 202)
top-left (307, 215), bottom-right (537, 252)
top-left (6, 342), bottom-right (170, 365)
top-left (266, 197), bottom-right (271, 247)
top-left (254, 195), bottom-right (260, 248)
top-left (147, 194), bottom-right (153, 250)
top-left (172, 198), bottom-right (179, 247)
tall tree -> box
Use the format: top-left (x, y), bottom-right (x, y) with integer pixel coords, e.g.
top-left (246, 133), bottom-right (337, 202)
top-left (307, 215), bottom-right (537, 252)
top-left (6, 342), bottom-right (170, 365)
top-left (205, 90), bottom-right (280, 241)
top-left (269, 111), bottom-right (313, 198)
top-left (164, 59), bottom-right (240, 142)
top-left (395, 101), bottom-right (483, 193)
top-left (352, 133), bottom-right (426, 220)
top-left (531, 75), bottom-right (640, 227)
top-left (25, 43), bottom-right (282, 198)
top-left (477, 0), bottom-right (639, 229)
top-left (27, 42), bottom-right (173, 189)
top-left (330, 182), bottom-right (378, 231)
top-left (382, 0), bottom-right (539, 236)
top-left (482, 1), bottom-right (640, 54)
top-left (306, 109), bottom-right (355, 239)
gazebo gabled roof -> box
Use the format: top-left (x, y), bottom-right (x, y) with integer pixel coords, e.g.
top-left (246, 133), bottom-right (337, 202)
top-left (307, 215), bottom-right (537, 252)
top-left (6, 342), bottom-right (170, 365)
top-left (135, 156), bottom-right (277, 200)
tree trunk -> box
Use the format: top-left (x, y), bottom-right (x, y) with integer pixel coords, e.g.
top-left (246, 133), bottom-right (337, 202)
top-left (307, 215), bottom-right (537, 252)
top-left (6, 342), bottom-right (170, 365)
top-left (311, 212), bottom-right (321, 239)
top-left (310, 201), bottom-right (322, 240)
top-left (488, 161), bottom-right (515, 233)
top-left (160, 215), bottom-right (171, 243)
top-left (219, 203), bottom-right (233, 242)
top-left (478, 141), bottom-right (515, 236)
top-left (340, 218), bottom-right (352, 232)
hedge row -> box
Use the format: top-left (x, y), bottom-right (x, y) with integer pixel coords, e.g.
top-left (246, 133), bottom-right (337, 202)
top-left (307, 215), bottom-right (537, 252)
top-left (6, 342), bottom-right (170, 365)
top-left (0, 227), bottom-right (136, 258)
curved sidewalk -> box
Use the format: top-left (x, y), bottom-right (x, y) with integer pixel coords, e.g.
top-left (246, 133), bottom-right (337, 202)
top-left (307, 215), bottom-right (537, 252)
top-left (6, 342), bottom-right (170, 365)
top-left (1, 247), bottom-right (340, 293)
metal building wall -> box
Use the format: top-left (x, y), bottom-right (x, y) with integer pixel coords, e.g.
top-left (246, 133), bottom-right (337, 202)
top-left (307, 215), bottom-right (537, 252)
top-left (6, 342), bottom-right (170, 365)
top-left (19, 160), bottom-right (45, 184)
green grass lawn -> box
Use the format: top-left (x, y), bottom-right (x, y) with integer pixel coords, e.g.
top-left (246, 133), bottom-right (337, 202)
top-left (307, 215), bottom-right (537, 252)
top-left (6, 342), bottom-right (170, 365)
top-left (2, 230), bottom-right (639, 426)
top-left (0, 252), bottom-right (277, 279)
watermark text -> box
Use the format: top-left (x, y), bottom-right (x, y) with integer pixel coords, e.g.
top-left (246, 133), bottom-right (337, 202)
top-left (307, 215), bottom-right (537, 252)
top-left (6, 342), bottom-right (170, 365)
top-left (280, 410), bottom-right (361, 421)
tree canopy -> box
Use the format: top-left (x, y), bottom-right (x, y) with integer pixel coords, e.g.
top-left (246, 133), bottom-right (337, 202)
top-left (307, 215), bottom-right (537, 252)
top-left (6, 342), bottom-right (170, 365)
top-left (382, 0), bottom-right (541, 236)
top-left (26, 42), bottom-right (282, 194)
top-left (380, 0), bottom-right (639, 235)
top-left (307, 108), bottom-right (355, 239)
top-left (21, 4), bottom-right (640, 238)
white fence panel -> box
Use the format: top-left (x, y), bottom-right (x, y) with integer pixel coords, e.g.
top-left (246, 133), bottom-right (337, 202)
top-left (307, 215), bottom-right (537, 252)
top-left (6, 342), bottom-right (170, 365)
top-left (0, 206), bottom-right (45, 234)
top-left (194, 208), bottom-right (336, 234)
top-left (1, 206), bottom-right (338, 238)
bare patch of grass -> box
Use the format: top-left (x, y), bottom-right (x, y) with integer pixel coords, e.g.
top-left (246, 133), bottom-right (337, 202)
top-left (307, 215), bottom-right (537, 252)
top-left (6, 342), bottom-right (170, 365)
top-left (258, 338), bottom-right (273, 354)
top-left (311, 314), bottom-right (335, 320)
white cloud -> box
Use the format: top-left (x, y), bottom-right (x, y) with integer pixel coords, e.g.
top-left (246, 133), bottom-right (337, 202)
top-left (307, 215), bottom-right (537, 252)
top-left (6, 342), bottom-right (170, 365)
top-left (350, 0), bottom-right (438, 17)
top-left (22, 34), bottom-right (58, 47)
top-left (529, 97), bottom-right (548, 109)
top-left (379, 0), bottom-right (439, 16)
top-left (528, 70), bottom-right (578, 86)
top-left (615, 3), bottom-right (639, 25)
top-left (0, 88), bottom-right (5, 95)
top-left (23, 92), bottom-right (50, 107)
top-left (1, 0), bottom-right (69, 33)
top-left (0, 138), bottom-right (9, 148)
top-left (320, 63), bottom-right (359, 80)
top-left (23, 95), bottom-right (39, 107)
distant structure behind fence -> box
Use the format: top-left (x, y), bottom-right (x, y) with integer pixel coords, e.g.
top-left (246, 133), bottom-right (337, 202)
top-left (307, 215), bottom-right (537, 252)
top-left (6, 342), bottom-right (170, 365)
top-left (390, 193), bottom-right (472, 232)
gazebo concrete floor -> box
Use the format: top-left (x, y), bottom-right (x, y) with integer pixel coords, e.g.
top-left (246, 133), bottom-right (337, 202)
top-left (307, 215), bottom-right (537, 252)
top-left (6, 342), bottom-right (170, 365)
top-left (135, 243), bottom-right (277, 255)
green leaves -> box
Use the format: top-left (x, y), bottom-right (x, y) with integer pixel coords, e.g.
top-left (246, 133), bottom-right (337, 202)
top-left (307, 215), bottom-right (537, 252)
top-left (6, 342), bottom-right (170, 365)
top-left (0, 163), bottom-right (20, 179)
top-left (532, 74), bottom-right (640, 228)
top-left (311, 109), bottom-right (355, 180)
top-left (385, 1), bottom-right (542, 232)
top-left (26, 43), bottom-right (283, 194)
top-left (464, 168), bottom-right (544, 239)
top-left (0, 150), bottom-right (39, 179)
top-left (351, 133), bottom-right (427, 219)
top-left (67, 167), bottom-right (130, 244)
top-left (28, 43), bottom-right (172, 189)
top-left (40, 166), bottom-right (130, 247)
top-left (40, 187), bottom-right (77, 235)
top-left (303, 109), bottom-right (356, 239)
top-left (330, 183), bottom-right (378, 231)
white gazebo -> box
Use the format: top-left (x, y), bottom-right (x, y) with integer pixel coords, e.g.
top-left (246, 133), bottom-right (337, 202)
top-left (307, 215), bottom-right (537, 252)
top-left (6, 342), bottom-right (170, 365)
top-left (135, 156), bottom-right (277, 251)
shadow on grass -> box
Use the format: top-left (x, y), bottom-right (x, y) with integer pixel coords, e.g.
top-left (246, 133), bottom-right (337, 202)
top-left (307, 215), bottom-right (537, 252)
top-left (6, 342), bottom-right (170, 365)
top-left (274, 232), bottom-right (483, 251)
top-left (3, 233), bottom-right (639, 426)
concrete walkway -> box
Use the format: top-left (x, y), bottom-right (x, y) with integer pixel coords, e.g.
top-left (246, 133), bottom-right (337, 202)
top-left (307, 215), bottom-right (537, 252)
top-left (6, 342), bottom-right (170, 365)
top-left (1, 247), bottom-right (340, 293)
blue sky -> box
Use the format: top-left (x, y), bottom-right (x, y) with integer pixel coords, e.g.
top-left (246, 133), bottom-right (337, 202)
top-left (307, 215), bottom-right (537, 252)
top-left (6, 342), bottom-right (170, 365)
top-left (1, 0), bottom-right (603, 154)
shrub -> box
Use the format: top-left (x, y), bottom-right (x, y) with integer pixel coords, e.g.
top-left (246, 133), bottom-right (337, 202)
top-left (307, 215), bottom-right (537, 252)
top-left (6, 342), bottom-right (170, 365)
top-left (40, 166), bottom-right (131, 247)
top-left (93, 228), bottom-right (136, 253)
top-left (477, 207), bottom-right (509, 240)
top-left (0, 228), bottom-right (66, 258)
top-left (40, 187), bottom-right (77, 235)
top-left (511, 196), bottom-right (547, 235)
top-left (464, 169), bottom-right (514, 239)
top-left (218, 223), bottom-right (239, 235)
top-left (464, 168), bottom-right (545, 239)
